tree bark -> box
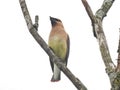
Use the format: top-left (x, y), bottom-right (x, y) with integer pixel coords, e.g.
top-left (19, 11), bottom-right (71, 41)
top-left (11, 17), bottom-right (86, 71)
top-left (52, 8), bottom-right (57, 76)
top-left (82, 0), bottom-right (120, 90)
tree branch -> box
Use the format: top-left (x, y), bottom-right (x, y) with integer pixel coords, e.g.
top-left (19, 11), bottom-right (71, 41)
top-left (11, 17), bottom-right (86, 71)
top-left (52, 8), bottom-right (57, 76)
top-left (33, 15), bottom-right (39, 31)
top-left (19, 0), bottom-right (87, 90)
top-left (110, 29), bottom-right (120, 90)
top-left (95, 0), bottom-right (116, 71)
top-left (81, 0), bottom-right (97, 38)
top-left (81, 0), bottom-right (96, 23)
top-left (116, 29), bottom-right (120, 72)
top-left (95, 0), bottom-right (115, 20)
top-left (81, 0), bottom-right (120, 89)
top-left (81, 0), bottom-right (115, 69)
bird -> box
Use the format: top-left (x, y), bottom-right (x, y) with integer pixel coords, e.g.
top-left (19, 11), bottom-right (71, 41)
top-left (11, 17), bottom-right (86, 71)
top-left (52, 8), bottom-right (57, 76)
top-left (48, 16), bottom-right (70, 82)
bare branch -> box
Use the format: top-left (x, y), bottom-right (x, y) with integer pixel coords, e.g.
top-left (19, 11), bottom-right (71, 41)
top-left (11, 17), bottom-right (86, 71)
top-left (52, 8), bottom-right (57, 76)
top-left (81, 0), bottom-right (115, 69)
top-left (116, 29), bottom-right (120, 72)
top-left (81, 0), bottom-right (119, 89)
top-left (81, 0), bottom-right (97, 37)
top-left (94, 0), bottom-right (116, 71)
top-left (81, 0), bottom-right (96, 23)
top-left (95, 0), bottom-right (116, 71)
top-left (95, 0), bottom-right (115, 20)
top-left (19, 0), bottom-right (87, 90)
top-left (95, 19), bottom-right (116, 70)
top-left (33, 15), bottom-right (39, 31)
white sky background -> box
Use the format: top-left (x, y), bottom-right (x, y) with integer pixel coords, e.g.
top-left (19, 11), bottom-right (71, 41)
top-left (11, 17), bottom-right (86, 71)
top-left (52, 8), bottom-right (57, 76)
top-left (0, 0), bottom-right (120, 90)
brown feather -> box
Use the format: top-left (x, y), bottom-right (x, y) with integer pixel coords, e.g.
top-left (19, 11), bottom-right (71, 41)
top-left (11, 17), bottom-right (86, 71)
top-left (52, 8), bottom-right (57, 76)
top-left (48, 17), bottom-right (70, 81)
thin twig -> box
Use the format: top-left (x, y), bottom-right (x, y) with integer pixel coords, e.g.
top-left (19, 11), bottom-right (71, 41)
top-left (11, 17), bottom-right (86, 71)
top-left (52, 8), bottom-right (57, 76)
top-left (33, 15), bottom-right (39, 31)
top-left (81, 0), bottom-right (96, 23)
top-left (81, 0), bottom-right (97, 38)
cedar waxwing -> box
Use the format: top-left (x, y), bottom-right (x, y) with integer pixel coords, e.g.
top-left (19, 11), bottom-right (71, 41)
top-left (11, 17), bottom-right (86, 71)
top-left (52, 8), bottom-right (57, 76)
top-left (48, 16), bottom-right (70, 82)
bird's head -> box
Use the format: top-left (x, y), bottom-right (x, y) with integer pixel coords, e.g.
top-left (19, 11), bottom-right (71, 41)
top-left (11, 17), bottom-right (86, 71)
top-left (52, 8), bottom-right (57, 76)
top-left (50, 16), bottom-right (62, 26)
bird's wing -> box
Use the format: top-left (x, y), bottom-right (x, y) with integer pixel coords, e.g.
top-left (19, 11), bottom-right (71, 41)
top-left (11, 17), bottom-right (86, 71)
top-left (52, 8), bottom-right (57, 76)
top-left (65, 34), bottom-right (70, 65)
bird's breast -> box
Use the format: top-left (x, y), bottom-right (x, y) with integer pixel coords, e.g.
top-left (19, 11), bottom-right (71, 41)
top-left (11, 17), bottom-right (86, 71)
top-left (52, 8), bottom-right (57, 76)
top-left (48, 36), bottom-right (67, 60)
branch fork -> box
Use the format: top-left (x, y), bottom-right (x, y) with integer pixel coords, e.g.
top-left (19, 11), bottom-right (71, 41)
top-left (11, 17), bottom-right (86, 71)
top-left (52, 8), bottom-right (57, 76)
top-left (81, 0), bottom-right (120, 89)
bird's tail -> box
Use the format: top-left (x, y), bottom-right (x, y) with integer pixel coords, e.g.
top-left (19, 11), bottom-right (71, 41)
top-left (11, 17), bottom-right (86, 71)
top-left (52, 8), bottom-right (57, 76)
top-left (51, 64), bottom-right (61, 82)
top-left (51, 74), bottom-right (60, 82)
